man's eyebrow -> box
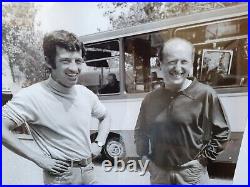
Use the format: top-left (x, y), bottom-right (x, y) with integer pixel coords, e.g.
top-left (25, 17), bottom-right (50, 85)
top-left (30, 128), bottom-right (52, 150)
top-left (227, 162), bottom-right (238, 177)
top-left (59, 57), bottom-right (70, 59)
top-left (58, 57), bottom-right (71, 60)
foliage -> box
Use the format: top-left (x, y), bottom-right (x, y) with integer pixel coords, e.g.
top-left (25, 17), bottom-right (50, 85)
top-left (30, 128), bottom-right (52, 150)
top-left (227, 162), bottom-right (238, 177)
top-left (98, 2), bottom-right (244, 30)
top-left (2, 3), bottom-right (49, 87)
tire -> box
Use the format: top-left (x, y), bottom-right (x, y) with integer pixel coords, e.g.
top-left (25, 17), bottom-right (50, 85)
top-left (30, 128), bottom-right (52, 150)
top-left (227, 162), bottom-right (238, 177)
top-left (103, 136), bottom-right (126, 161)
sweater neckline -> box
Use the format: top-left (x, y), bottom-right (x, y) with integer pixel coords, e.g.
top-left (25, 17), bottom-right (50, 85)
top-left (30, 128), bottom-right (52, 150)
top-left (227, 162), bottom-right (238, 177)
top-left (47, 76), bottom-right (75, 95)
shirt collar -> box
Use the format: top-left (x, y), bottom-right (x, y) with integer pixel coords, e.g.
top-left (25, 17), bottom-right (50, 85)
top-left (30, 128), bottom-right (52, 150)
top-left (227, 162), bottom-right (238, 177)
top-left (162, 78), bottom-right (198, 100)
top-left (180, 78), bottom-right (198, 99)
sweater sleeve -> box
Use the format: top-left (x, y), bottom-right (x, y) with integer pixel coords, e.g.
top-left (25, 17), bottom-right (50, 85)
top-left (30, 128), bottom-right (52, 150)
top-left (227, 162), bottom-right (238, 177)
top-left (2, 89), bottom-right (37, 127)
top-left (91, 91), bottom-right (106, 119)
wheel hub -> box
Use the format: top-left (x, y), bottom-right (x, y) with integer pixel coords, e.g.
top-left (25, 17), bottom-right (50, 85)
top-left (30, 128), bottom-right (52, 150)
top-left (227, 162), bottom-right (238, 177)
top-left (106, 141), bottom-right (123, 157)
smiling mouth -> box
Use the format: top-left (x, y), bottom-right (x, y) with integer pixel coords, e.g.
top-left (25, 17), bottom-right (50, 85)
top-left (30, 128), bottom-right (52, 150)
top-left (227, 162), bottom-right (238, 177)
top-left (66, 73), bottom-right (78, 80)
top-left (170, 72), bottom-right (185, 79)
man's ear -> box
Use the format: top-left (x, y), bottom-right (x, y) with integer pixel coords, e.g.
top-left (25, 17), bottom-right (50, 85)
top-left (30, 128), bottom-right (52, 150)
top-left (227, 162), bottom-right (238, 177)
top-left (44, 56), bottom-right (52, 69)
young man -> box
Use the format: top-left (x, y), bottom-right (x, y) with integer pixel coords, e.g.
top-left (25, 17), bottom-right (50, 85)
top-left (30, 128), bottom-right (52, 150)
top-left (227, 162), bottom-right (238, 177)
top-left (134, 38), bottom-right (230, 184)
top-left (2, 30), bottom-right (110, 184)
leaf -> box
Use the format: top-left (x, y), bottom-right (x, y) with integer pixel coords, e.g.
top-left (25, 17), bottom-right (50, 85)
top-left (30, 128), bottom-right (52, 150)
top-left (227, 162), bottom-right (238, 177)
top-left (98, 2), bottom-right (245, 30)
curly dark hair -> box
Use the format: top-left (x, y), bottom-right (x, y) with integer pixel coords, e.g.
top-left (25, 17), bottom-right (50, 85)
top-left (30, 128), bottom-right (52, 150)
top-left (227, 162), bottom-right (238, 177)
top-left (43, 30), bottom-right (86, 69)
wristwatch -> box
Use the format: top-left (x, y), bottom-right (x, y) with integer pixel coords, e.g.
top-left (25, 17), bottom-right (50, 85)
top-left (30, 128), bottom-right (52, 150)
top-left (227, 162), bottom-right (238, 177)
top-left (94, 140), bottom-right (104, 147)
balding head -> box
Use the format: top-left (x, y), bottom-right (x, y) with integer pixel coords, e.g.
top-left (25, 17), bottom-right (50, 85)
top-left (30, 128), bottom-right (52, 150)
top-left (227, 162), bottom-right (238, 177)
top-left (159, 38), bottom-right (194, 63)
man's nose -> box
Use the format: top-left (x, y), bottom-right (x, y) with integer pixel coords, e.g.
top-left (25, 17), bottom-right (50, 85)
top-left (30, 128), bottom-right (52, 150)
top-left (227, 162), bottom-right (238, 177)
top-left (68, 61), bottom-right (80, 72)
top-left (174, 61), bottom-right (182, 72)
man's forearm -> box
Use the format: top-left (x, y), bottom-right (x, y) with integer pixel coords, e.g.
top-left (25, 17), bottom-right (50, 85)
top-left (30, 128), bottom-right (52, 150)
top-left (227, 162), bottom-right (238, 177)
top-left (2, 122), bottom-right (41, 166)
top-left (95, 113), bottom-right (111, 143)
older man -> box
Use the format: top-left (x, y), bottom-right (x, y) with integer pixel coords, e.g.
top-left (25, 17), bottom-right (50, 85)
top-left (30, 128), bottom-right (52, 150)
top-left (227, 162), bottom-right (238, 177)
top-left (134, 38), bottom-right (230, 184)
top-left (2, 30), bottom-right (110, 184)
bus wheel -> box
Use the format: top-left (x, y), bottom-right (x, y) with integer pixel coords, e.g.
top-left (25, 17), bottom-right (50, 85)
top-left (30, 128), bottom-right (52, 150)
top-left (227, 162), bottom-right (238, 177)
top-left (103, 137), bottom-right (126, 161)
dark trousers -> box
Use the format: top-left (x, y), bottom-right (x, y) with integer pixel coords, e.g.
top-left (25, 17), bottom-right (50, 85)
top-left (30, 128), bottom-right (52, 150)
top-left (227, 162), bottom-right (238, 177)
top-left (149, 159), bottom-right (209, 184)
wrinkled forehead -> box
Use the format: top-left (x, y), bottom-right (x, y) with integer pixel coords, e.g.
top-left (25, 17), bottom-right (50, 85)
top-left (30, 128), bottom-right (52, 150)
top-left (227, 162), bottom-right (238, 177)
top-left (162, 40), bottom-right (194, 61)
top-left (164, 39), bottom-right (193, 53)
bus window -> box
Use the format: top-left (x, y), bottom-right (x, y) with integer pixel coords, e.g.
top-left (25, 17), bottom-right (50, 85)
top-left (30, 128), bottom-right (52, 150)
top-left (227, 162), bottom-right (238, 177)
top-left (78, 41), bottom-right (120, 95)
top-left (175, 17), bottom-right (248, 87)
top-left (125, 31), bottom-right (169, 93)
top-left (175, 17), bottom-right (247, 44)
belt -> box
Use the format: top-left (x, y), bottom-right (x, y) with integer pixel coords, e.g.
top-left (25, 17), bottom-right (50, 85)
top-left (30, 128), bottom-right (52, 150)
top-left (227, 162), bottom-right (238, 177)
top-left (64, 157), bottom-right (92, 167)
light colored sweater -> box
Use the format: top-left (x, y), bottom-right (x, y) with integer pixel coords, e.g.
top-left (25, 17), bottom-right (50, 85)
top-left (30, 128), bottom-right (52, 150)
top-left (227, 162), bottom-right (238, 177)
top-left (3, 77), bottom-right (106, 160)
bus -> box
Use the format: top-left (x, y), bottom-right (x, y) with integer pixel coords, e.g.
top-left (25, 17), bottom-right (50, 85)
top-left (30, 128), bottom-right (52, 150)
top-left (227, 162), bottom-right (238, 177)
top-left (78, 4), bottom-right (248, 178)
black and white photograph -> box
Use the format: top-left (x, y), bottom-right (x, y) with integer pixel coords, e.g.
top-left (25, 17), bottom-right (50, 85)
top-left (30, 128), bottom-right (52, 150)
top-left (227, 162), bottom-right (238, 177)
top-left (2, 2), bottom-right (248, 185)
